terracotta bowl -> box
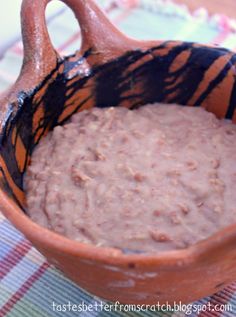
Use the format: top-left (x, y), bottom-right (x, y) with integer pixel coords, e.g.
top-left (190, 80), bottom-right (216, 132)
top-left (1, 0), bottom-right (236, 305)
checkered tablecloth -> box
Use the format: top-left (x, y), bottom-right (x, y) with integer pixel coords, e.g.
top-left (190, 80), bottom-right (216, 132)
top-left (1, 1), bottom-right (236, 316)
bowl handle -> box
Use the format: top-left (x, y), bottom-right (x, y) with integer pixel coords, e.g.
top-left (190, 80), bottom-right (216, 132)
top-left (12, 0), bottom-right (150, 94)
top-left (62, 0), bottom-right (142, 60)
top-left (20, 0), bottom-right (142, 76)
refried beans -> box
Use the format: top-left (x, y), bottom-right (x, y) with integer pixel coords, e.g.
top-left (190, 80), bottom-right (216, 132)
top-left (25, 104), bottom-right (236, 252)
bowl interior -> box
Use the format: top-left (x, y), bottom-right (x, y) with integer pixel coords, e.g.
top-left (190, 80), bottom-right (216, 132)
top-left (0, 41), bottom-right (236, 209)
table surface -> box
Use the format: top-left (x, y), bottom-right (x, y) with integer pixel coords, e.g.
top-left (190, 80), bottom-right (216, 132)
top-left (176, 0), bottom-right (236, 19)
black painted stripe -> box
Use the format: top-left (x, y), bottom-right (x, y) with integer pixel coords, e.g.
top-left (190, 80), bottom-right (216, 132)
top-left (193, 54), bottom-right (236, 106)
top-left (226, 80), bottom-right (236, 119)
top-left (0, 167), bottom-right (25, 211)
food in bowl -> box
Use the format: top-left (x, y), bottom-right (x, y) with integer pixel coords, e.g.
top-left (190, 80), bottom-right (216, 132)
top-left (24, 103), bottom-right (236, 252)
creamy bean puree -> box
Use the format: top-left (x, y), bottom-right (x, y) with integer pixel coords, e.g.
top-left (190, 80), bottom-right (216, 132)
top-left (25, 104), bottom-right (236, 252)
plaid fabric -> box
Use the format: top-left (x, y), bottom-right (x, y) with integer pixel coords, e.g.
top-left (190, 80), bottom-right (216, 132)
top-left (0, 1), bottom-right (236, 316)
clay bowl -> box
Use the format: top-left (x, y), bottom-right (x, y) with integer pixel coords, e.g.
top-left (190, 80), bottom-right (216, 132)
top-left (1, 0), bottom-right (236, 305)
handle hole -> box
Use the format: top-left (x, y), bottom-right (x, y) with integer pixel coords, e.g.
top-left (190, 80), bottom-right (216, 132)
top-left (45, 1), bottom-right (81, 56)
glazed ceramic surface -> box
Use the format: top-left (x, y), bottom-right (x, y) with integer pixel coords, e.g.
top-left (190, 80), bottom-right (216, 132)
top-left (1, 0), bottom-right (236, 305)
